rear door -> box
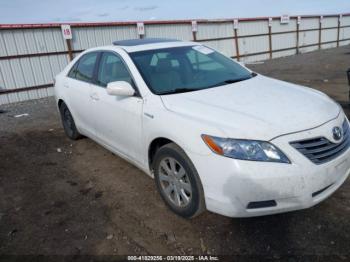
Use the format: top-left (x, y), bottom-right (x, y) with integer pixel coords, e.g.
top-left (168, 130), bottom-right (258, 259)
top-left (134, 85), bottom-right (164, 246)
top-left (64, 52), bottom-right (99, 136)
top-left (90, 51), bottom-right (143, 162)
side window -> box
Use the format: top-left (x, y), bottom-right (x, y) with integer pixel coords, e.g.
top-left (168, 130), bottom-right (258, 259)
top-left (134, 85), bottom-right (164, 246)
top-left (74, 52), bottom-right (98, 82)
top-left (97, 52), bottom-right (133, 87)
top-left (68, 62), bottom-right (78, 78)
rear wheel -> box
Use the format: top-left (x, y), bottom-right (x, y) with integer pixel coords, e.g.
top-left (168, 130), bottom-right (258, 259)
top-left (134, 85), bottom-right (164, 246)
top-left (59, 102), bottom-right (82, 140)
top-left (153, 143), bottom-right (205, 218)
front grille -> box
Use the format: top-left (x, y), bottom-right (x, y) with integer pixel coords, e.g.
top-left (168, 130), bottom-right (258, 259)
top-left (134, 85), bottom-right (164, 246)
top-left (290, 120), bottom-right (350, 164)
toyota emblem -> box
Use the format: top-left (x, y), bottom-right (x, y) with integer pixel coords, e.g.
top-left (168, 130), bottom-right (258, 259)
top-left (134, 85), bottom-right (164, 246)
top-left (332, 126), bottom-right (343, 141)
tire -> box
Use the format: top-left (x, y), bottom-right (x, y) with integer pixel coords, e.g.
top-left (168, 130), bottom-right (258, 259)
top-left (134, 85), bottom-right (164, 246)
top-left (59, 102), bottom-right (82, 140)
top-left (153, 143), bottom-right (205, 218)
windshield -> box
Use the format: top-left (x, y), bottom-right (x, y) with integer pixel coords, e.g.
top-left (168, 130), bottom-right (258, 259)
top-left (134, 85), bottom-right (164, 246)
top-left (129, 45), bottom-right (254, 95)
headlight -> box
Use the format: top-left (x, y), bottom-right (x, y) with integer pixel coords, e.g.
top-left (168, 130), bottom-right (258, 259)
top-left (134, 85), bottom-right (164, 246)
top-left (202, 134), bottom-right (290, 163)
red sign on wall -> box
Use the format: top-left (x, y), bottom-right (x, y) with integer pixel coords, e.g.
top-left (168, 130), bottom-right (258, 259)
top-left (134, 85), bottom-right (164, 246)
top-left (61, 25), bottom-right (72, 39)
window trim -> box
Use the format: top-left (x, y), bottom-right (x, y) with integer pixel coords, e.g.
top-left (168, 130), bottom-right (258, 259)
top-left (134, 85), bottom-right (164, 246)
top-left (93, 50), bottom-right (141, 97)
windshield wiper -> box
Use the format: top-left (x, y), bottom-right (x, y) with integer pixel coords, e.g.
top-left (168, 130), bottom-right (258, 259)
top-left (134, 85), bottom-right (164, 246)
top-left (158, 88), bottom-right (199, 95)
top-left (158, 73), bottom-right (258, 95)
top-left (209, 76), bottom-right (252, 88)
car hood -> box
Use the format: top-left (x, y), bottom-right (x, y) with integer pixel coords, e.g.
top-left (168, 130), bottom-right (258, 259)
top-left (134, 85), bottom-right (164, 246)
top-left (160, 75), bottom-right (340, 141)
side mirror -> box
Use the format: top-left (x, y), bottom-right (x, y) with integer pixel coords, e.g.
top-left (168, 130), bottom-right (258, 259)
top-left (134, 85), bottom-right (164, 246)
top-left (106, 81), bottom-right (135, 97)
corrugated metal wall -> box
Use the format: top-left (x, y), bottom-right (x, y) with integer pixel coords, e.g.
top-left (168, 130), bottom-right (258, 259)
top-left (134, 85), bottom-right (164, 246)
top-left (0, 14), bottom-right (349, 105)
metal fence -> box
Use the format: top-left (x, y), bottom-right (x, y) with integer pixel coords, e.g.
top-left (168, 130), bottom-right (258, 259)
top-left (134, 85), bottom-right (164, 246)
top-left (0, 13), bottom-right (350, 105)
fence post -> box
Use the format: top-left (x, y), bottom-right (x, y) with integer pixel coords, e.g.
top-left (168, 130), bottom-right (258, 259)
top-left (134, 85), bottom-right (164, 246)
top-left (191, 21), bottom-right (197, 41)
top-left (192, 31), bottom-right (197, 41)
top-left (233, 19), bottom-right (240, 61)
top-left (296, 16), bottom-right (301, 54)
top-left (61, 24), bottom-right (73, 61)
top-left (268, 18), bottom-right (273, 59)
top-left (318, 16), bottom-right (323, 50)
top-left (337, 15), bottom-right (341, 47)
top-left (66, 39), bottom-right (73, 61)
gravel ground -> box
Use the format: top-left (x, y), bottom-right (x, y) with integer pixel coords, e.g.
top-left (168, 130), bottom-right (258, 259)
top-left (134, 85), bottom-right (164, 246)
top-left (248, 45), bottom-right (350, 104)
top-left (1, 45), bottom-right (350, 260)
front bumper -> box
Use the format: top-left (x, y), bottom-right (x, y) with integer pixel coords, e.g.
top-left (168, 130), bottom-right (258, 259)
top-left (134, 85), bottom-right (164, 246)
top-left (189, 116), bottom-right (350, 217)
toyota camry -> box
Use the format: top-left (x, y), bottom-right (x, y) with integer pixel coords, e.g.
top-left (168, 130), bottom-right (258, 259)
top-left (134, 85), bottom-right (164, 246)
top-left (54, 38), bottom-right (350, 218)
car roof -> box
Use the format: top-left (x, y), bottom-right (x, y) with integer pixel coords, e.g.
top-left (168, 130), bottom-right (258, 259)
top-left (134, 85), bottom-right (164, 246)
top-left (113, 38), bottom-right (180, 46)
top-left (111, 38), bottom-right (196, 53)
top-left (78, 38), bottom-right (198, 55)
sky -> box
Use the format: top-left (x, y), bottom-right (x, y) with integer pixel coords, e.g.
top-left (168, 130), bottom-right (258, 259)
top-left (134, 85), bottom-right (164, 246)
top-left (0, 0), bottom-right (349, 24)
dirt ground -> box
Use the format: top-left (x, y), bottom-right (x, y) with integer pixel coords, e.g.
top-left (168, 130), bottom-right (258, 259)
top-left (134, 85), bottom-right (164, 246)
top-left (1, 45), bottom-right (350, 259)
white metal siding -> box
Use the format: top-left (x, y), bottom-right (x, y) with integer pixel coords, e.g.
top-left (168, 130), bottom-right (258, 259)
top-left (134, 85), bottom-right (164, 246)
top-left (323, 17), bottom-right (338, 28)
top-left (238, 20), bottom-right (269, 36)
top-left (271, 18), bottom-right (297, 32)
top-left (272, 32), bottom-right (296, 49)
top-left (299, 30), bottom-right (319, 46)
top-left (72, 25), bottom-right (138, 50)
top-left (340, 27), bottom-right (350, 41)
top-left (341, 16), bottom-right (350, 26)
top-left (322, 28), bottom-right (338, 42)
top-left (239, 35), bottom-right (269, 54)
top-left (0, 29), bottom-right (66, 56)
top-left (300, 18), bottom-right (319, 30)
top-left (0, 14), bottom-right (349, 105)
top-left (201, 39), bottom-right (236, 57)
top-left (145, 24), bottom-right (192, 41)
top-left (197, 22), bottom-right (234, 39)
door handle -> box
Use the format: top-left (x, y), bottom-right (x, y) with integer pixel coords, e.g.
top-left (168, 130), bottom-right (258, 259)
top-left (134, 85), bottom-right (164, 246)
top-left (90, 93), bottom-right (99, 101)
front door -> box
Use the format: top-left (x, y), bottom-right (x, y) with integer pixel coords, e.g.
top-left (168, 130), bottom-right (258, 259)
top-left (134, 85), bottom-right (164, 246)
top-left (90, 51), bottom-right (143, 162)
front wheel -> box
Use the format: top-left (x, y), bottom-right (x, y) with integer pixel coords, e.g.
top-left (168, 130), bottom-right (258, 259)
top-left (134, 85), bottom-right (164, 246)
top-left (153, 143), bottom-right (205, 218)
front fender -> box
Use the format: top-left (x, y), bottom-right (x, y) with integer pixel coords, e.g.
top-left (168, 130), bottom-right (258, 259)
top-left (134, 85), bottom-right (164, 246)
top-left (142, 95), bottom-right (226, 167)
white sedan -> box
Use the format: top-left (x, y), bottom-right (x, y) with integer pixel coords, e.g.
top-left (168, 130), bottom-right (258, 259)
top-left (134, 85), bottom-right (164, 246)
top-left (54, 38), bottom-right (350, 218)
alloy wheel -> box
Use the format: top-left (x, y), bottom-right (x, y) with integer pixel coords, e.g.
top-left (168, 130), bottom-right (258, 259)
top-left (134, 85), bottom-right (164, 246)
top-left (158, 157), bottom-right (192, 207)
